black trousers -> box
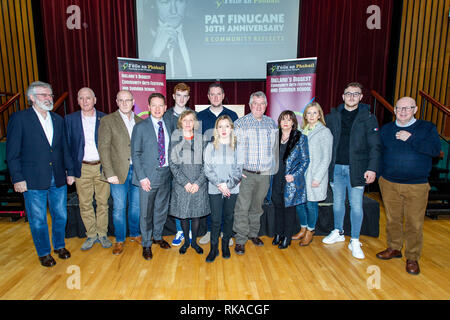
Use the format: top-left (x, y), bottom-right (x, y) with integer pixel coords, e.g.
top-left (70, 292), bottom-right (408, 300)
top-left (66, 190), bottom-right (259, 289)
top-left (209, 193), bottom-right (237, 246)
top-left (274, 205), bottom-right (297, 238)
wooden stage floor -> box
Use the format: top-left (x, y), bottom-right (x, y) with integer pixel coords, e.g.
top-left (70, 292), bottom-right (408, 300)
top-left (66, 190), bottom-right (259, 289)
top-left (0, 193), bottom-right (448, 300)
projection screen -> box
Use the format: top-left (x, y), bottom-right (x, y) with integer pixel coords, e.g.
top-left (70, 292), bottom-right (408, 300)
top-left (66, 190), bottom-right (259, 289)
top-left (136, 0), bottom-right (301, 80)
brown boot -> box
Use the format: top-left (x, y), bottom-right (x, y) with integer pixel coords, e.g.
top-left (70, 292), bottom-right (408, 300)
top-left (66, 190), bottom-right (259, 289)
top-left (300, 230), bottom-right (314, 246)
top-left (112, 242), bottom-right (124, 255)
top-left (292, 227), bottom-right (307, 240)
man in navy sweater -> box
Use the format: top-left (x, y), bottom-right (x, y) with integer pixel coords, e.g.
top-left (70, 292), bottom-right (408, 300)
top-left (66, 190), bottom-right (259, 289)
top-left (376, 96), bottom-right (441, 275)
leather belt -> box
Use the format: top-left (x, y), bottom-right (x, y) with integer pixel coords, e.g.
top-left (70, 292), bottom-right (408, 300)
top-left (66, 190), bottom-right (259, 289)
top-left (244, 169), bottom-right (263, 175)
top-left (82, 160), bottom-right (101, 165)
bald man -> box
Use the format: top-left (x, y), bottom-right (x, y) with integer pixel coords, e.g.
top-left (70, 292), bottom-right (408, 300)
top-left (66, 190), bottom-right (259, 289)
top-left (376, 96), bottom-right (441, 275)
top-left (65, 88), bottom-right (111, 250)
top-left (98, 90), bottom-right (143, 255)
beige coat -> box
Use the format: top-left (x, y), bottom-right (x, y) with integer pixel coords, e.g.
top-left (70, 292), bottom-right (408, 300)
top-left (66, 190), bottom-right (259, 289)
top-left (98, 110), bottom-right (142, 184)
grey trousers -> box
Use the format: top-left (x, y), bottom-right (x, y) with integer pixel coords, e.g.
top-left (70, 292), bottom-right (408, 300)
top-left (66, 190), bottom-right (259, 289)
top-left (233, 171), bottom-right (270, 245)
top-left (139, 181), bottom-right (171, 248)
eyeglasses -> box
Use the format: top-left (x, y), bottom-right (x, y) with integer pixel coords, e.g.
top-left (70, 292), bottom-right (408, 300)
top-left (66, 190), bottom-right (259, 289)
top-left (343, 92), bottom-right (362, 98)
top-left (35, 93), bottom-right (54, 98)
top-left (395, 106), bottom-right (416, 112)
top-left (117, 99), bottom-right (133, 104)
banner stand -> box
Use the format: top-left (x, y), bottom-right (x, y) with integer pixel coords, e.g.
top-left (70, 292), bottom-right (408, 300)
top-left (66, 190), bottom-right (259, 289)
top-left (266, 57), bottom-right (317, 127)
top-left (118, 57), bottom-right (166, 118)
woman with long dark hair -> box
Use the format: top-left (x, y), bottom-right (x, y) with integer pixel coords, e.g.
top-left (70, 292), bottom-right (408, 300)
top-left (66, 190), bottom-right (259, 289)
top-left (270, 110), bottom-right (309, 249)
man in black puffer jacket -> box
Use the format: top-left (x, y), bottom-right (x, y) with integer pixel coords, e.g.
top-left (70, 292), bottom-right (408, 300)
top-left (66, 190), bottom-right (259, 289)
top-left (322, 82), bottom-right (381, 260)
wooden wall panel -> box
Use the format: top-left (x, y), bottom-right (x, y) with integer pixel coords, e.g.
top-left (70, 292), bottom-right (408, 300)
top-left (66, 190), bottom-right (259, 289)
top-left (395, 0), bottom-right (450, 109)
top-left (0, 0), bottom-right (38, 111)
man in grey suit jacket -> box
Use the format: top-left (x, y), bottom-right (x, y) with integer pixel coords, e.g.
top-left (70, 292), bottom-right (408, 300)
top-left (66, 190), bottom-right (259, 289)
top-left (131, 93), bottom-right (173, 260)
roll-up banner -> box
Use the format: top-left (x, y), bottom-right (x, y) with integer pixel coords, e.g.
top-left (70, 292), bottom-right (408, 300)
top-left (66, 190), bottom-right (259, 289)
top-left (118, 57), bottom-right (166, 119)
top-left (266, 57), bottom-right (317, 127)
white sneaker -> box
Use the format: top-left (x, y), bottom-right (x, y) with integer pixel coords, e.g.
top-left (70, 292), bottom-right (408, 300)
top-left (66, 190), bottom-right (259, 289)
top-left (189, 230), bottom-right (192, 240)
top-left (171, 231), bottom-right (184, 246)
top-left (322, 229), bottom-right (345, 244)
top-left (199, 231), bottom-right (210, 244)
top-left (348, 239), bottom-right (365, 259)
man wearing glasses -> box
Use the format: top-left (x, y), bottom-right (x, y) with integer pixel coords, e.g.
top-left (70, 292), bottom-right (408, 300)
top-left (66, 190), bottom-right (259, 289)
top-left (6, 81), bottom-right (75, 267)
top-left (322, 82), bottom-right (381, 260)
top-left (98, 90), bottom-right (142, 255)
top-left (376, 97), bottom-right (440, 275)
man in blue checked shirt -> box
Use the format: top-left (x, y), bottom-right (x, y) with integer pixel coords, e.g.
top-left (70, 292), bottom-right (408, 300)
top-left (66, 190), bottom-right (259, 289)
top-left (233, 91), bottom-right (278, 255)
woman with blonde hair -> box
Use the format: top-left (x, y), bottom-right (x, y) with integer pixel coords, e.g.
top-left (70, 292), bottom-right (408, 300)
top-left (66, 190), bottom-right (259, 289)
top-left (294, 102), bottom-right (333, 246)
top-left (203, 115), bottom-right (242, 262)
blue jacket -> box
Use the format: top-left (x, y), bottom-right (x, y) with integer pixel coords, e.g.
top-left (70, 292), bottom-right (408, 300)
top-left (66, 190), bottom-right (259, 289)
top-left (267, 130), bottom-right (310, 207)
top-left (6, 107), bottom-right (74, 189)
top-left (65, 110), bottom-right (106, 178)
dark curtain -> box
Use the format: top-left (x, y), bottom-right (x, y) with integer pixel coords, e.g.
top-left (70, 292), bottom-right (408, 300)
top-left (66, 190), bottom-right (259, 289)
top-left (38, 0), bottom-right (394, 118)
top-left (40, 0), bottom-right (136, 115)
top-left (299, 0), bottom-right (394, 116)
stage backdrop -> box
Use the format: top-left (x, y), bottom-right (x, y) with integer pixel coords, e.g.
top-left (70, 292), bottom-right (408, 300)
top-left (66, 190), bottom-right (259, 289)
top-left (38, 0), bottom-right (394, 117)
top-left (136, 0), bottom-right (300, 80)
top-left (266, 58), bottom-right (317, 126)
top-left (118, 57), bottom-right (166, 118)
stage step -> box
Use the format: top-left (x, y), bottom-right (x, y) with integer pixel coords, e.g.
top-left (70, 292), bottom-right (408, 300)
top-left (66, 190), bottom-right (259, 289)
top-left (426, 202), bottom-right (450, 220)
top-left (428, 192), bottom-right (450, 201)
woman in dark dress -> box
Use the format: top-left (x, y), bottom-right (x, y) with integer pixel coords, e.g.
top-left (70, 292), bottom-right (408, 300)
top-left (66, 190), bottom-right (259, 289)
top-left (271, 110), bottom-right (309, 249)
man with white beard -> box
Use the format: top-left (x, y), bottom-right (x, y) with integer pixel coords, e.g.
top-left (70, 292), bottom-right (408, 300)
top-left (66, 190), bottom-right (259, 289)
top-left (6, 81), bottom-right (75, 267)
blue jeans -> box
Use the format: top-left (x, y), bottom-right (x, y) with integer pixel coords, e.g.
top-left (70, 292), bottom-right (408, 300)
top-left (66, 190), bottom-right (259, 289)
top-left (296, 201), bottom-right (319, 230)
top-left (110, 165), bottom-right (140, 242)
top-left (23, 176), bottom-right (67, 257)
top-left (175, 218), bottom-right (182, 232)
top-left (331, 164), bottom-right (364, 239)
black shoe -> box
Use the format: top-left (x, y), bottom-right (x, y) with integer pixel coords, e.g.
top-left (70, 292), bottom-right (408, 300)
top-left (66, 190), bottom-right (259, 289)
top-left (222, 240), bottom-right (231, 259)
top-left (53, 248), bottom-right (71, 259)
top-left (206, 245), bottom-right (219, 263)
top-left (179, 242), bottom-right (190, 254)
top-left (278, 236), bottom-right (291, 249)
top-left (142, 247), bottom-right (153, 260)
top-left (272, 234), bottom-right (281, 246)
top-left (191, 243), bottom-right (204, 254)
top-left (39, 254), bottom-right (56, 267)
top-left (234, 244), bottom-right (245, 255)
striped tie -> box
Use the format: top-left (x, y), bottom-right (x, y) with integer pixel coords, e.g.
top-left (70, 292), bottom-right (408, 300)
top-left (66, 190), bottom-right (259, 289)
top-left (157, 121), bottom-right (165, 167)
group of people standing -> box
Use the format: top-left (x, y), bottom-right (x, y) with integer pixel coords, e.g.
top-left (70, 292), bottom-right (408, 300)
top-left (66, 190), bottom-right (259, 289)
top-left (6, 81), bottom-right (441, 276)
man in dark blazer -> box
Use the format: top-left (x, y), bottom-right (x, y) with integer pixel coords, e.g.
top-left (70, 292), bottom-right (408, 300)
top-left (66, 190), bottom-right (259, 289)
top-left (131, 93), bottom-right (173, 260)
top-left (6, 81), bottom-right (75, 267)
top-left (65, 87), bottom-right (111, 251)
